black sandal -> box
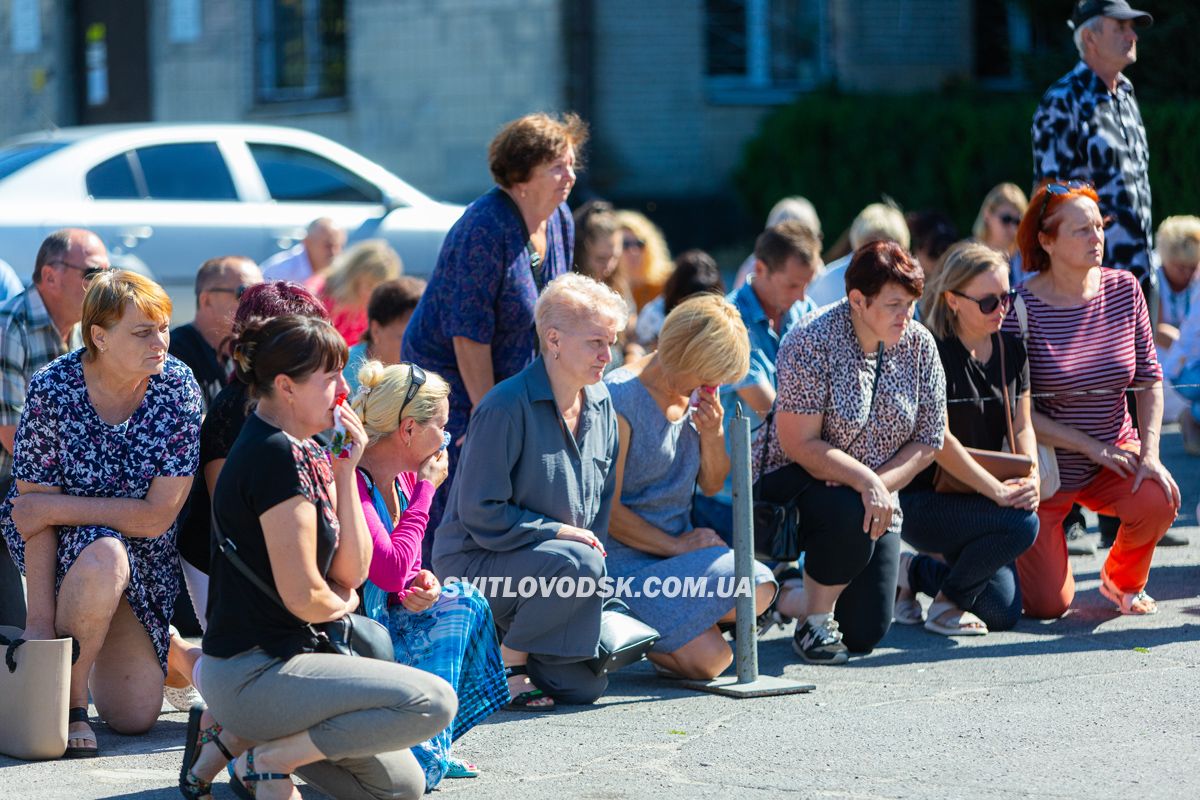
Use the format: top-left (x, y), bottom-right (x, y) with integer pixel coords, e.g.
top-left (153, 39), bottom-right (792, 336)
top-left (503, 665), bottom-right (555, 712)
top-left (179, 703), bottom-right (236, 800)
top-left (63, 706), bottom-right (99, 759)
top-left (230, 747), bottom-right (292, 800)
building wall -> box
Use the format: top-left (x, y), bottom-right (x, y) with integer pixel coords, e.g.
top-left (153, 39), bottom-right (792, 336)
top-left (588, 0), bottom-right (772, 199)
top-left (0, 1), bottom-right (73, 140)
top-left (833, 0), bottom-right (973, 92)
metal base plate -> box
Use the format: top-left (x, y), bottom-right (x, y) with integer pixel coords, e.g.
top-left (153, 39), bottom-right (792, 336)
top-left (680, 674), bottom-right (816, 698)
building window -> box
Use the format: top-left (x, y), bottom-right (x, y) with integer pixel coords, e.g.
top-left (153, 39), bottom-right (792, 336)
top-left (705, 0), bottom-right (830, 103)
top-left (255, 0), bottom-right (347, 104)
top-left (973, 0), bottom-right (1059, 89)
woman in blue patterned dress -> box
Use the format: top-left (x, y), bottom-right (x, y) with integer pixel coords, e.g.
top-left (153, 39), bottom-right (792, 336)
top-left (1, 271), bottom-right (202, 757)
top-left (401, 112), bottom-right (586, 549)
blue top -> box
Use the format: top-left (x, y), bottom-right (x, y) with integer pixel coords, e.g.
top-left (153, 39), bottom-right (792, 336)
top-left (343, 341), bottom-right (369, 394)
top-left (401, 187), bottom-right (573, 438)
top-left (605, 367), bottom-right (698, 539)
top-left (432, 357), bottom-right (618, 568)
top-left (713, 280), bottom-right (815, 506)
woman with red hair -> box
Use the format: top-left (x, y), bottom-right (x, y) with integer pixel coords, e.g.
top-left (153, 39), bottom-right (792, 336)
top-left (1002, 182), bottom-right (1179, 618)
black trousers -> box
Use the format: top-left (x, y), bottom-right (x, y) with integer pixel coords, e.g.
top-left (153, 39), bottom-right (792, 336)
top-left (756, 463), bottom-right (898, 653)
top-left (0, 476), bottom-right (24, 628)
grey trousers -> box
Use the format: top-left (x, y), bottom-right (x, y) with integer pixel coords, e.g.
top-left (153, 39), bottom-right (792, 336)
top-left (435, 538), bottom-right (608, 704)
top-left (200, 647), bottom-right (457, 800)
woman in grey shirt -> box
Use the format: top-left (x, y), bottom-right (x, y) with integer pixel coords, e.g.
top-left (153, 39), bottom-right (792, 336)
top-left (433, 274), bottom-right (627, 710)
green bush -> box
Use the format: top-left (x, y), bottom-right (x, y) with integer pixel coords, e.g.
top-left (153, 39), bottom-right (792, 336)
top-left (735, 91), bottom-right (1200, 243)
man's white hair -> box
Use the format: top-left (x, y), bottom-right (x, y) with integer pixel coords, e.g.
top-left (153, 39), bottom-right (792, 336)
top-left (1073, 16), bottom-right (1105, 60)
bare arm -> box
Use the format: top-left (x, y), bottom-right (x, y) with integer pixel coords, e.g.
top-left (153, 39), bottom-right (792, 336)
top-left (735, 383), bottom-right (775, 420)
top-left (203, 459), bottom-right (225, 499)
top-left (0, 424), bottom-right (14, 456)
top-left (11, 476), bottom-right (193, 539)
top-left (452, 337), bottom-right (495, 409)
top-left (874, 441), bottom-right (936, 494)
top-left (325, 462), bottom-right (372, 589)
top-left (608, 415), bottom-right (685, 556)
top-left (261, 496), bottom-right (357, 623)
top-left (693, 390), bottom-right (728, 496)
top-left (1131, 381), bottom-right (1181, 506)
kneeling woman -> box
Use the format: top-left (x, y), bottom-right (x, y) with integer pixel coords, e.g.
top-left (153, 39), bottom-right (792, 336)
top-left (605, 294), bottom-right (776, 680)
top-left (186, 315), bottom-right (456, 800)
top-left (351, 360), bottom-right (507, 788)
top-left (896, 243), bottom-right (1040, 636)
top-left (755, 241), bottom-right (946, 664)
top-left (433, 273), bottom-right (626, 710)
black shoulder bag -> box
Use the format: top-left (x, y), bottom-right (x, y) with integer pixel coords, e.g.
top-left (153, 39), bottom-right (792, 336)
top-left (213, 519), bottom-right (394, 661)
top-left (752, 342), bottom-right (885, 562)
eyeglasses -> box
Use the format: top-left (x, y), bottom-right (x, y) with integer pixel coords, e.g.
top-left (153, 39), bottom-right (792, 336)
top-left (997, 213), bottom-right (1022, 227)
top-left (49, 260), bottom-right (110, 281)
top-left (1037, 180), bottom-right (1090, 229)
top-left (207, 284), bottom-right (251, 299)
top-left (951, 290), bottom-right (1017, 314)
top-left (398, 362), bottom-right (426, 421)
top-left (622, 237), bottom-right (645, 250)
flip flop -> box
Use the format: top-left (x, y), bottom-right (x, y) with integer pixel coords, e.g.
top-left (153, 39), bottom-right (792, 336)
top-left (63, 707), bottom-right (99, 759)
top-left (1098, 569), bottom-right (1157, 615)
top-left (924, 600), bottom-right (988, 636)
top-left (894, 553), bottom-right (924, 625)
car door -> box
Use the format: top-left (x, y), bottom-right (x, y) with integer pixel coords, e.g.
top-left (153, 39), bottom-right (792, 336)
top-left (83, 141), bottom-right (268, 287)
top-left (239, 141), bottom-right (387, 257)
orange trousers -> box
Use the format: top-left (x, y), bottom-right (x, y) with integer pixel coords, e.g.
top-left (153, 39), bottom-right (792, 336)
top-left (1016, 467), bottom-right (1176, 619)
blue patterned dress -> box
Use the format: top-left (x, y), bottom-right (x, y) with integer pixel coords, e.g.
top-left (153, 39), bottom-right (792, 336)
top-left (401, 188), bottom-right (573, 542)
top-left (0, 352), bottom-right (202, 672)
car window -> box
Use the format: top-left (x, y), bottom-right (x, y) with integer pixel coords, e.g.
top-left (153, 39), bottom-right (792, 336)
top-left (0, 143), bottom-right (67, 181)
top-left (136, 143), bottom-right (238, 200)
top-left (87, 154), bottom-right (141, 199)
top-left (249, 143), bottom-right (382, 204)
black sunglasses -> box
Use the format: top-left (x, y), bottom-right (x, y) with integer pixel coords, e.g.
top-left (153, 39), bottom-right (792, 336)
top-left (622, 237), bottom-right (645, 250)
top-left (207, 284), bottom-right (251, 299)
top-left (51, 260), bottom-right (110, 281)
top-left (1037, 180), bottom-right (1090, 228)
top-left (398, 362), bottom-right (427, 421)
top-left (951, 289), bottom-right (1017, 314)
top-left (997, 213), bottom-right (1022, 227)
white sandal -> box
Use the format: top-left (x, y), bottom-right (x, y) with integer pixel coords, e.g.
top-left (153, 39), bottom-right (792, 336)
top-left (923, 600), bottom-right (988, 636)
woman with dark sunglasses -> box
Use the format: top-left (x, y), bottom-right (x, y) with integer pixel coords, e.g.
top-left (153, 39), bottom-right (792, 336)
top-left (897, 243), bottom-right (1040, 636)
top-left (1000, 182), bottom-right (1179, 618)
top-left (972, 182), bottom-right (1030, 283)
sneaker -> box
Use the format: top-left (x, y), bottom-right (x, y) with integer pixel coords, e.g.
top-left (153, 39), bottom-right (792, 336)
top-left (1065, 521), bottom-right (1095, 556)
top-left (791, 616), bottom-right (849, 665)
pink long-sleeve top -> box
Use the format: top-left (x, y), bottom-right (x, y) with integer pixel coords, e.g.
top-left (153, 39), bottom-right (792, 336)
top-left (356, 470), bottom-right (435, 599)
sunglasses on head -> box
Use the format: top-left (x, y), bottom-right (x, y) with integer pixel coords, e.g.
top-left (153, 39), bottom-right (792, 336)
top-left (951, 289), bottom-right (1017, 314)
top-left (398, 362), bottom-right (427, 421)
top-left (1037, 180), bottom-right (1091, 228)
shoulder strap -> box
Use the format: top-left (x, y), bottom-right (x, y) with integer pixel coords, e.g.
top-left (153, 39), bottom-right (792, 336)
top-left (495, 188), bottom-right (545, 291)
top-left (211, 516), bottom-right (289, 613)
top-left (995, 332), bottom-right (1017, 452)
top-left (1013, 292), bottom-right (1030, 340)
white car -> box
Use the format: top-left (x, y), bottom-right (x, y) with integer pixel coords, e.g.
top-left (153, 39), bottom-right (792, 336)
top-left (0, 123), bottom-right (465, 284)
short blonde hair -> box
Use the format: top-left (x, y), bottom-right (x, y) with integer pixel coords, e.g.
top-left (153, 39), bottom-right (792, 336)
top-left (656, 294), bottom-right (749, 386)
top-left (324, 240), bottom-right (402, 306)
top-left (971, 182), bottom-right (1030, 241)
top-left (1156, 215), bottom-right (1200, 265)
top-left (351, 360), bottom-right (451, 447)
top-left (850, 203), bottom-right (910, 251)
top-left (616, 210), bottom-right (673, 290)
top-left (921, 242), bottom-right (1009, 339)
top-left (82, 270), bottom-right (173, 359)
top-left (535, 272), bottom-right (629, 346)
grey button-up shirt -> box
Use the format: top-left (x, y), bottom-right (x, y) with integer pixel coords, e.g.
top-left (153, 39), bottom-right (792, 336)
top-left (432, 356), bottom-right (619, 566)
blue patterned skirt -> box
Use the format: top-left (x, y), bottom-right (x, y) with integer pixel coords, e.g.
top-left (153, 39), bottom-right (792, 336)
top-left (383, 582), bottom-right (507, 791)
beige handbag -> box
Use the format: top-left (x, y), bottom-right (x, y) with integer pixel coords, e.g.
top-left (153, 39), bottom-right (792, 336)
top-left (0, 626), bottom-right (72, 760)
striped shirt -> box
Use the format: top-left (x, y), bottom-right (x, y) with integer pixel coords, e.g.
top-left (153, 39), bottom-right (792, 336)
top-left (0, 286), bottom-right (81, 483)
top-left (1002, 269), bottom-right (1161, 491)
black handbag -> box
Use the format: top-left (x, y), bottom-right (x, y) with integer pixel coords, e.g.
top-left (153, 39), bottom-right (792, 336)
top-left (585, 599), bottom-right (660, 676)
top-left (752, 342), bottom-right (886, 562)
top-left (751, 410), bottom-right (803, 562)
top-left (213, 520), bottom-right (394, 661)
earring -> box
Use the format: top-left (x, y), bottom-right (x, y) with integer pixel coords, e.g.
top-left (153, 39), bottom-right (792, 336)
top-left (554, 350), bottom-right (560, 361)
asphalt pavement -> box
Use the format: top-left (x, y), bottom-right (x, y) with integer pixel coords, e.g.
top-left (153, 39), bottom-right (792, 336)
top-left (1, 426), bottom-right (1197, 799)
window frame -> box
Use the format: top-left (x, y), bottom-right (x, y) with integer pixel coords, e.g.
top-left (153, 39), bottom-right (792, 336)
top-left (254, 0), bottom-right (347, 106)
top-left (705, 0), bottom-right (832, 105)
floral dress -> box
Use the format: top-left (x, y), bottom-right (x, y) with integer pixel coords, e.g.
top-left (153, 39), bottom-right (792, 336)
top-left (0, 351), bottom-right (202, 672)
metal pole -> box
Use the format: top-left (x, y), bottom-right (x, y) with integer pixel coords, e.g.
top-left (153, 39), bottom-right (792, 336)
top-left (730, 404), bottom-right (759, 684)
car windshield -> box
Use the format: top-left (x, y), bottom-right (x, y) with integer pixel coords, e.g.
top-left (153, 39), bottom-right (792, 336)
top-left (0, 142), bottom-right (68, 181)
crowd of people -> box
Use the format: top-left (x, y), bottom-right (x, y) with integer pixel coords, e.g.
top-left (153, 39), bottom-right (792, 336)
top-left (0, 2), bottom-right (1195, 797)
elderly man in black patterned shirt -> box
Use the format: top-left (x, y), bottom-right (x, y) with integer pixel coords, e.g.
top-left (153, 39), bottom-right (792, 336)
top-left (1032, 0), bottom-right (1156, 310)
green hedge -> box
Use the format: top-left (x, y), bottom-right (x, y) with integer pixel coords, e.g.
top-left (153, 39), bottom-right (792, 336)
top-left (735, 91), bottom-right (1200, 243)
